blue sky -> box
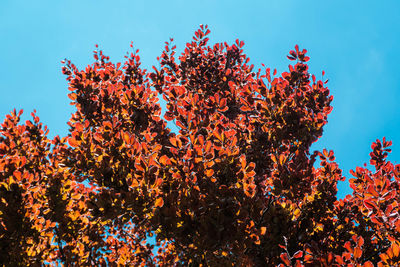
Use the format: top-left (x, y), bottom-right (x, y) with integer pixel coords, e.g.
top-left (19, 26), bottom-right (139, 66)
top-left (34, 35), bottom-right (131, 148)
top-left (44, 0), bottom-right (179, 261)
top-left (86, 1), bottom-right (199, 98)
top-left (1, 0), bottom-right (399, 198)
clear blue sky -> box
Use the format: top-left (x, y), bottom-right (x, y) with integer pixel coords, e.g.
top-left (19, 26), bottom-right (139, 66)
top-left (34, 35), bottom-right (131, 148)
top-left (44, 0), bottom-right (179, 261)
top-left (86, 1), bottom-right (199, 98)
top-left (1, 0), bottom-right (399, 198)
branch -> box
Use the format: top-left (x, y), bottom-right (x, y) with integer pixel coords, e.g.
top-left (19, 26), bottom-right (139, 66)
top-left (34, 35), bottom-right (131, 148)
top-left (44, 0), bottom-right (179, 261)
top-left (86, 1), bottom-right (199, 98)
top-left (55, 226), bottom-right (68, 267)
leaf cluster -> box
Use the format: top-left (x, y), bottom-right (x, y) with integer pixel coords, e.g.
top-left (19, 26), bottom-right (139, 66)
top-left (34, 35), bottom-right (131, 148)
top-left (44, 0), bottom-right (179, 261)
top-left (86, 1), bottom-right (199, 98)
top-left (1, 26), bottom-right (399, 266)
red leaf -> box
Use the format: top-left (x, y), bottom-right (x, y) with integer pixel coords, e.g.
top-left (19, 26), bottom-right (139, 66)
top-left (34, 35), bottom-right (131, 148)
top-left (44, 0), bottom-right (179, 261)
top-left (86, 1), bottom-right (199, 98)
top-left (363, 199), bottom-right (377, 210)
top-left (344, 241), bottom-right (352, 253)
top-left (293, 250), bottom-right (303, 258)
top-left (335, 255), bottom-right (344, 264)
top-left (280, 253), bottom-right (291, 266)
top-left (354, 247), bottom-right (362, 259)
top-left (357, 236), bottom-right (364, 247)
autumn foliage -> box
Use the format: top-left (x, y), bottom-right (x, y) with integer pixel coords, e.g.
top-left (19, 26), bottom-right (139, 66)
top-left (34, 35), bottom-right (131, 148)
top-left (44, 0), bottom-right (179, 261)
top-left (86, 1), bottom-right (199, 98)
top-left (1, 25), bottom-right (400, 266)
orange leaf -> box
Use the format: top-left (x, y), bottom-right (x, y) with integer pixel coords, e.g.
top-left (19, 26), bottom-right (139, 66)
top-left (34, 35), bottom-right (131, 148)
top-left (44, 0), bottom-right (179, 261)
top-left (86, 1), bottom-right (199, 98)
top-left (123, 132), bottom-right (130, 144)
top-left (131, 179), bottom-right (139, 187)
top-left (205, 169), bottom-right (214, 177)
top-left (213, 129), bottom-right (222, 141)
top-left (260, 227), bottom-right (266, 235)
top-left (68, 93), bottom-right (77, 100)
top-left (205, 141), bottom-right (212, 153)
top-left (197, 135), bottom-right (205, 146)
top-left (13, 171), bottom-right (22, 181)
top-left (154, 178), bottom-right (163, 188)
top-left (155, 197), bottom-right (164, 208)
top-left (393, 242), bottom-right (400, 257)
top-left (103, 121), bottom-right (112, 130)
top-left (75, 122), bottom-right (84, 132)
top-left (68, 137), bottom-right (78, 147)
top-left (170, 136), bottom-right (177, 147)
top-left (240, 155), bottom-right (247, 169)
top-left (159, 155), bottom-right (171, 165)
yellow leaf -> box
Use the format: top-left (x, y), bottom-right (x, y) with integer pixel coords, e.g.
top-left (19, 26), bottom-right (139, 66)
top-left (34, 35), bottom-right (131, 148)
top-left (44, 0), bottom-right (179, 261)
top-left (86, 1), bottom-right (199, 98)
top-left (279, 154), bottom-right (285, 165)
top-left (81, 217), bottom-right (89, 224)
top-left (0, 182), bottom-right (8, 190)
top-left (293, 209), bottom-right (301, 217)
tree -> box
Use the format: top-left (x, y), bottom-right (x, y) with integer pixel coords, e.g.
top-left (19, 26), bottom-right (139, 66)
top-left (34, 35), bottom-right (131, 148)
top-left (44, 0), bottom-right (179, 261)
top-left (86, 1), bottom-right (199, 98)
top-left (1, 25), bottom-right (399, 266)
